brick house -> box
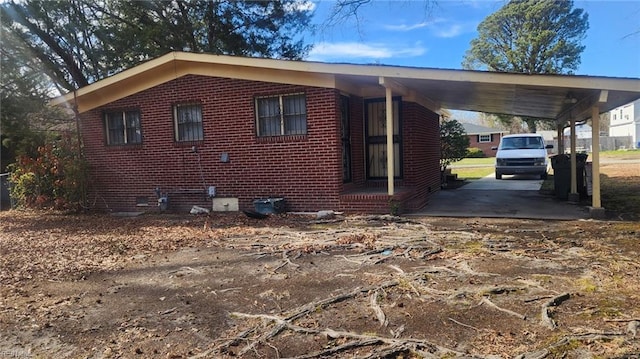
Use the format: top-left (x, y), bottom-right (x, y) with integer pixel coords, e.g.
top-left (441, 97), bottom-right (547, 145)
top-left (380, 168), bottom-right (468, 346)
top-left (53, 52), bottom-right (640, 216)
top-left (462, 123), bottom-right (508, 157)
top-left (53, 52), bottom-right (442, 214)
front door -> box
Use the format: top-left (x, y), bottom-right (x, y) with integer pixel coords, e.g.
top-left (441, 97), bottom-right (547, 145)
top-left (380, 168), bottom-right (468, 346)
top-left (365, 98), bottom-right (402, 179)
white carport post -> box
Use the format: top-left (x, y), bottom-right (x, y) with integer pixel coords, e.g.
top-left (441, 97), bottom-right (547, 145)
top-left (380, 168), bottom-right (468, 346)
top-left (556, 125), bottom-right (564, 155)
top-left (378, 76), bottom-right (396, 196)
top-left (385, 85), bottom-right (395, 196)
top-left (590, 105), bottom-right (604, 217)
top-left (568, 119), bottom-right (579, 203)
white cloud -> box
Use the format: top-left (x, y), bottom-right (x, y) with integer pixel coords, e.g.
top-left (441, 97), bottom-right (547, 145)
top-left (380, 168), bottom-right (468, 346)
top-left (383, 17), bottom-right (472, 38)
top-left (384, 22), bottom-right (429, 31)
top-left (434, 24), bottom-right (464, 38)
top-left (284, 0), bottom-right (316, 12)
top-left (308, 41), bottom-right (426, 62)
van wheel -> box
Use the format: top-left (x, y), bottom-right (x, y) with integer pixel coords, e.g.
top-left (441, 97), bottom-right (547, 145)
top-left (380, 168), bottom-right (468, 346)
top-left (495, 172), bottom-right (502, 180)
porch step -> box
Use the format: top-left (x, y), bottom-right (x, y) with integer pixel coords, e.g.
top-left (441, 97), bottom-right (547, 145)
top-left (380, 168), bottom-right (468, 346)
top-left (340, 188), bottom-right (413, 214)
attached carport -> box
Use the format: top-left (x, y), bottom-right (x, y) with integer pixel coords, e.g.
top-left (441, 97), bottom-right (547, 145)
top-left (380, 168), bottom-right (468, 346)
top-left (416, 174), bottom-right (590, 220)
top-left (330, 66), bottom-right (640, 218)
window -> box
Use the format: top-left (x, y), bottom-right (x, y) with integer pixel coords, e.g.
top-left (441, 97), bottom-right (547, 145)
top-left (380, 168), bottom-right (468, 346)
top-left (255, 94), bottom-right (307, 136)
top-left (174, 104), bottom-right (203, 142)
top-left (479, 134), bottom-right (491, 143)
top-left (105, 110), bottom-right (142, 145)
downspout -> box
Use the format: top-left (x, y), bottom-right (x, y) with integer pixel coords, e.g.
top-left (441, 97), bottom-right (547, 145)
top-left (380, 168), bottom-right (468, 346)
top-left (73, 90), bottom-right (82, 154)
top-left (72, 90), bottom-right (87, 209)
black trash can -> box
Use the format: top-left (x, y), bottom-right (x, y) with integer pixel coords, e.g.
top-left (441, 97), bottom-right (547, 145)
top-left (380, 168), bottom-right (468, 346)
top-left (550, 153), bottom-right (588, 200)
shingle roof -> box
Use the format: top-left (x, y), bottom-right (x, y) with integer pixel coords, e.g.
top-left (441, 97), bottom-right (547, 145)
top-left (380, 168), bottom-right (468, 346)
top-left (51, 51), bottom-right (640, 123)
top-left (461, 123), bottom-right (509, 135)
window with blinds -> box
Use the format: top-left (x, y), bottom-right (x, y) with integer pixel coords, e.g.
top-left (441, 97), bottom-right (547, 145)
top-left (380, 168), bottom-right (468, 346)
top-left (255, 94), bottom-right (307, 136)
top-left (105, 110), bottom-right (142, 145)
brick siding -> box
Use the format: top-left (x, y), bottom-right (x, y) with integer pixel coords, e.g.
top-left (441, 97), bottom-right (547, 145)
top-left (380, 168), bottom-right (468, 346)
top-left (81, 75), bottom-right (341, 212)
top-left (80, 74), bottom-right (441, 214)
top-left (401, 102), bottom-right (441, 210)
top-left (468, 134), bottom-right (501, 157)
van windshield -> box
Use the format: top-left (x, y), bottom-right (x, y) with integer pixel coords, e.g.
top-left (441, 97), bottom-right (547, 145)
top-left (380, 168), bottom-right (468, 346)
top-left (499, 136), bottom-right (544, 150)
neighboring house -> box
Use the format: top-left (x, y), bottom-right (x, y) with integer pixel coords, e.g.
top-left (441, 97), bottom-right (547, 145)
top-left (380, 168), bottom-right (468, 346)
top-left (609, 99), bottom-right (640, 149)
top-left (563, 123), bottom-right (592, 152)
top-left (535, 130), bottom-right (559, 154)
top-left (563, 123), bottom-right (592, 139)
top-left (461, 123), bottom-right (508, 157)
top-left (52, 53), bottom-right (442, 214)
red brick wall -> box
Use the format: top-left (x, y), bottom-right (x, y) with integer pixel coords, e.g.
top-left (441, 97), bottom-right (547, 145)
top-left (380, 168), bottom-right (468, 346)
top-left (81, 75), bottom-right (342, 212)
top-left (80, 74), bottom-right (442, 214)
top-left (468, 133), bottom-right (501, 157)
top-left (401, 102), bottom-right (441, 210)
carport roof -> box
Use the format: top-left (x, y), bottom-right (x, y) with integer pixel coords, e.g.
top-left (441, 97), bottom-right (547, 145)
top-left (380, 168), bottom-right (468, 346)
top-left (53, 51), bottom-right (640, 123)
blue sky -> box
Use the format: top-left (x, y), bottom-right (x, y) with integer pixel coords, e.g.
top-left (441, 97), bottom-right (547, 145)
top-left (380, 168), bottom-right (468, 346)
top-left (306, 0), bottom-right (640, 79)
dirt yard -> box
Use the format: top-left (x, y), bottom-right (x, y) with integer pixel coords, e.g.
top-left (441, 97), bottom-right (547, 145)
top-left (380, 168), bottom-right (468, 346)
top-left (1, 156), bottom-right (639, 359)
top-left (1, 205), bottom-right (639, 359)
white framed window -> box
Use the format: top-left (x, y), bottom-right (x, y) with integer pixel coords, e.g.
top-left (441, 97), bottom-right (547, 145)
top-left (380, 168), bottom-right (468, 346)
top-left (255, 93), bottom-right (307, 136)
top-left (479, 134), bottom-right (491, 143)
top-left (105, 110), bottom-right (142, 145)
top-left (174, 104), bottom-right (203, 142)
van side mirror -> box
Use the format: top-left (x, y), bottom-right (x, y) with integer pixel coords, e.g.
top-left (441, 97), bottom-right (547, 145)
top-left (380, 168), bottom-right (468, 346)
top-left (545, 144), bottom-right (554, 149)
top-left (491, 146), bottom-right (498, 151)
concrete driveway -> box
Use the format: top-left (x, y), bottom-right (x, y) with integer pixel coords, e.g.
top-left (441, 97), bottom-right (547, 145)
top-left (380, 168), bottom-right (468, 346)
top-left (414, 174), bottom-right (589, 220)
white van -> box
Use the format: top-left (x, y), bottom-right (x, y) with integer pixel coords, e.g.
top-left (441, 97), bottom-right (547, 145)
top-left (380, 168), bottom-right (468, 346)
top-left (492, 134), bottom-right (553, 180)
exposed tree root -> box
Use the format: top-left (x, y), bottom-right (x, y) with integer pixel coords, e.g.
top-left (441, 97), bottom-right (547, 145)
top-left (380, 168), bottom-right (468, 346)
top-left (514, 331), bottom-right (627, 359)
top-left (273, 250), bottom-right (301, 272)
top-left (284, 338), bottom-right (382, 359)
top-left (370, 289), bottom-right (388, 327)
top-left (227, 314), bottom-right (473, 359)
top-left (448, 317), bottom-right (480, 332)
top-left (541, 292), bottom-right (571, 329)
top-left (208, 267), bottom-right (487, 358)
top-left (217, 279), bottom-right (400, 356)
top-left (479, 297), bottom-right (527, 320)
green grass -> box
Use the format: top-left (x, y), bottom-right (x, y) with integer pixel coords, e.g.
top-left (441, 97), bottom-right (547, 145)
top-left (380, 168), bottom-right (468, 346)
top-left (451, 167), bottom-right (494, 180)
top-left (600, 149), bottom-right (640, 157)
top-left (450, 157), bottom-right (495, 166)
top-left (451, 150), bottom-right (640, 166)
top-left (598, 149), bottom-right (640, 159)
top-left (601, 174), bottom-right (640, 220)
top-left (449, 157), bottom-right (494, 180)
